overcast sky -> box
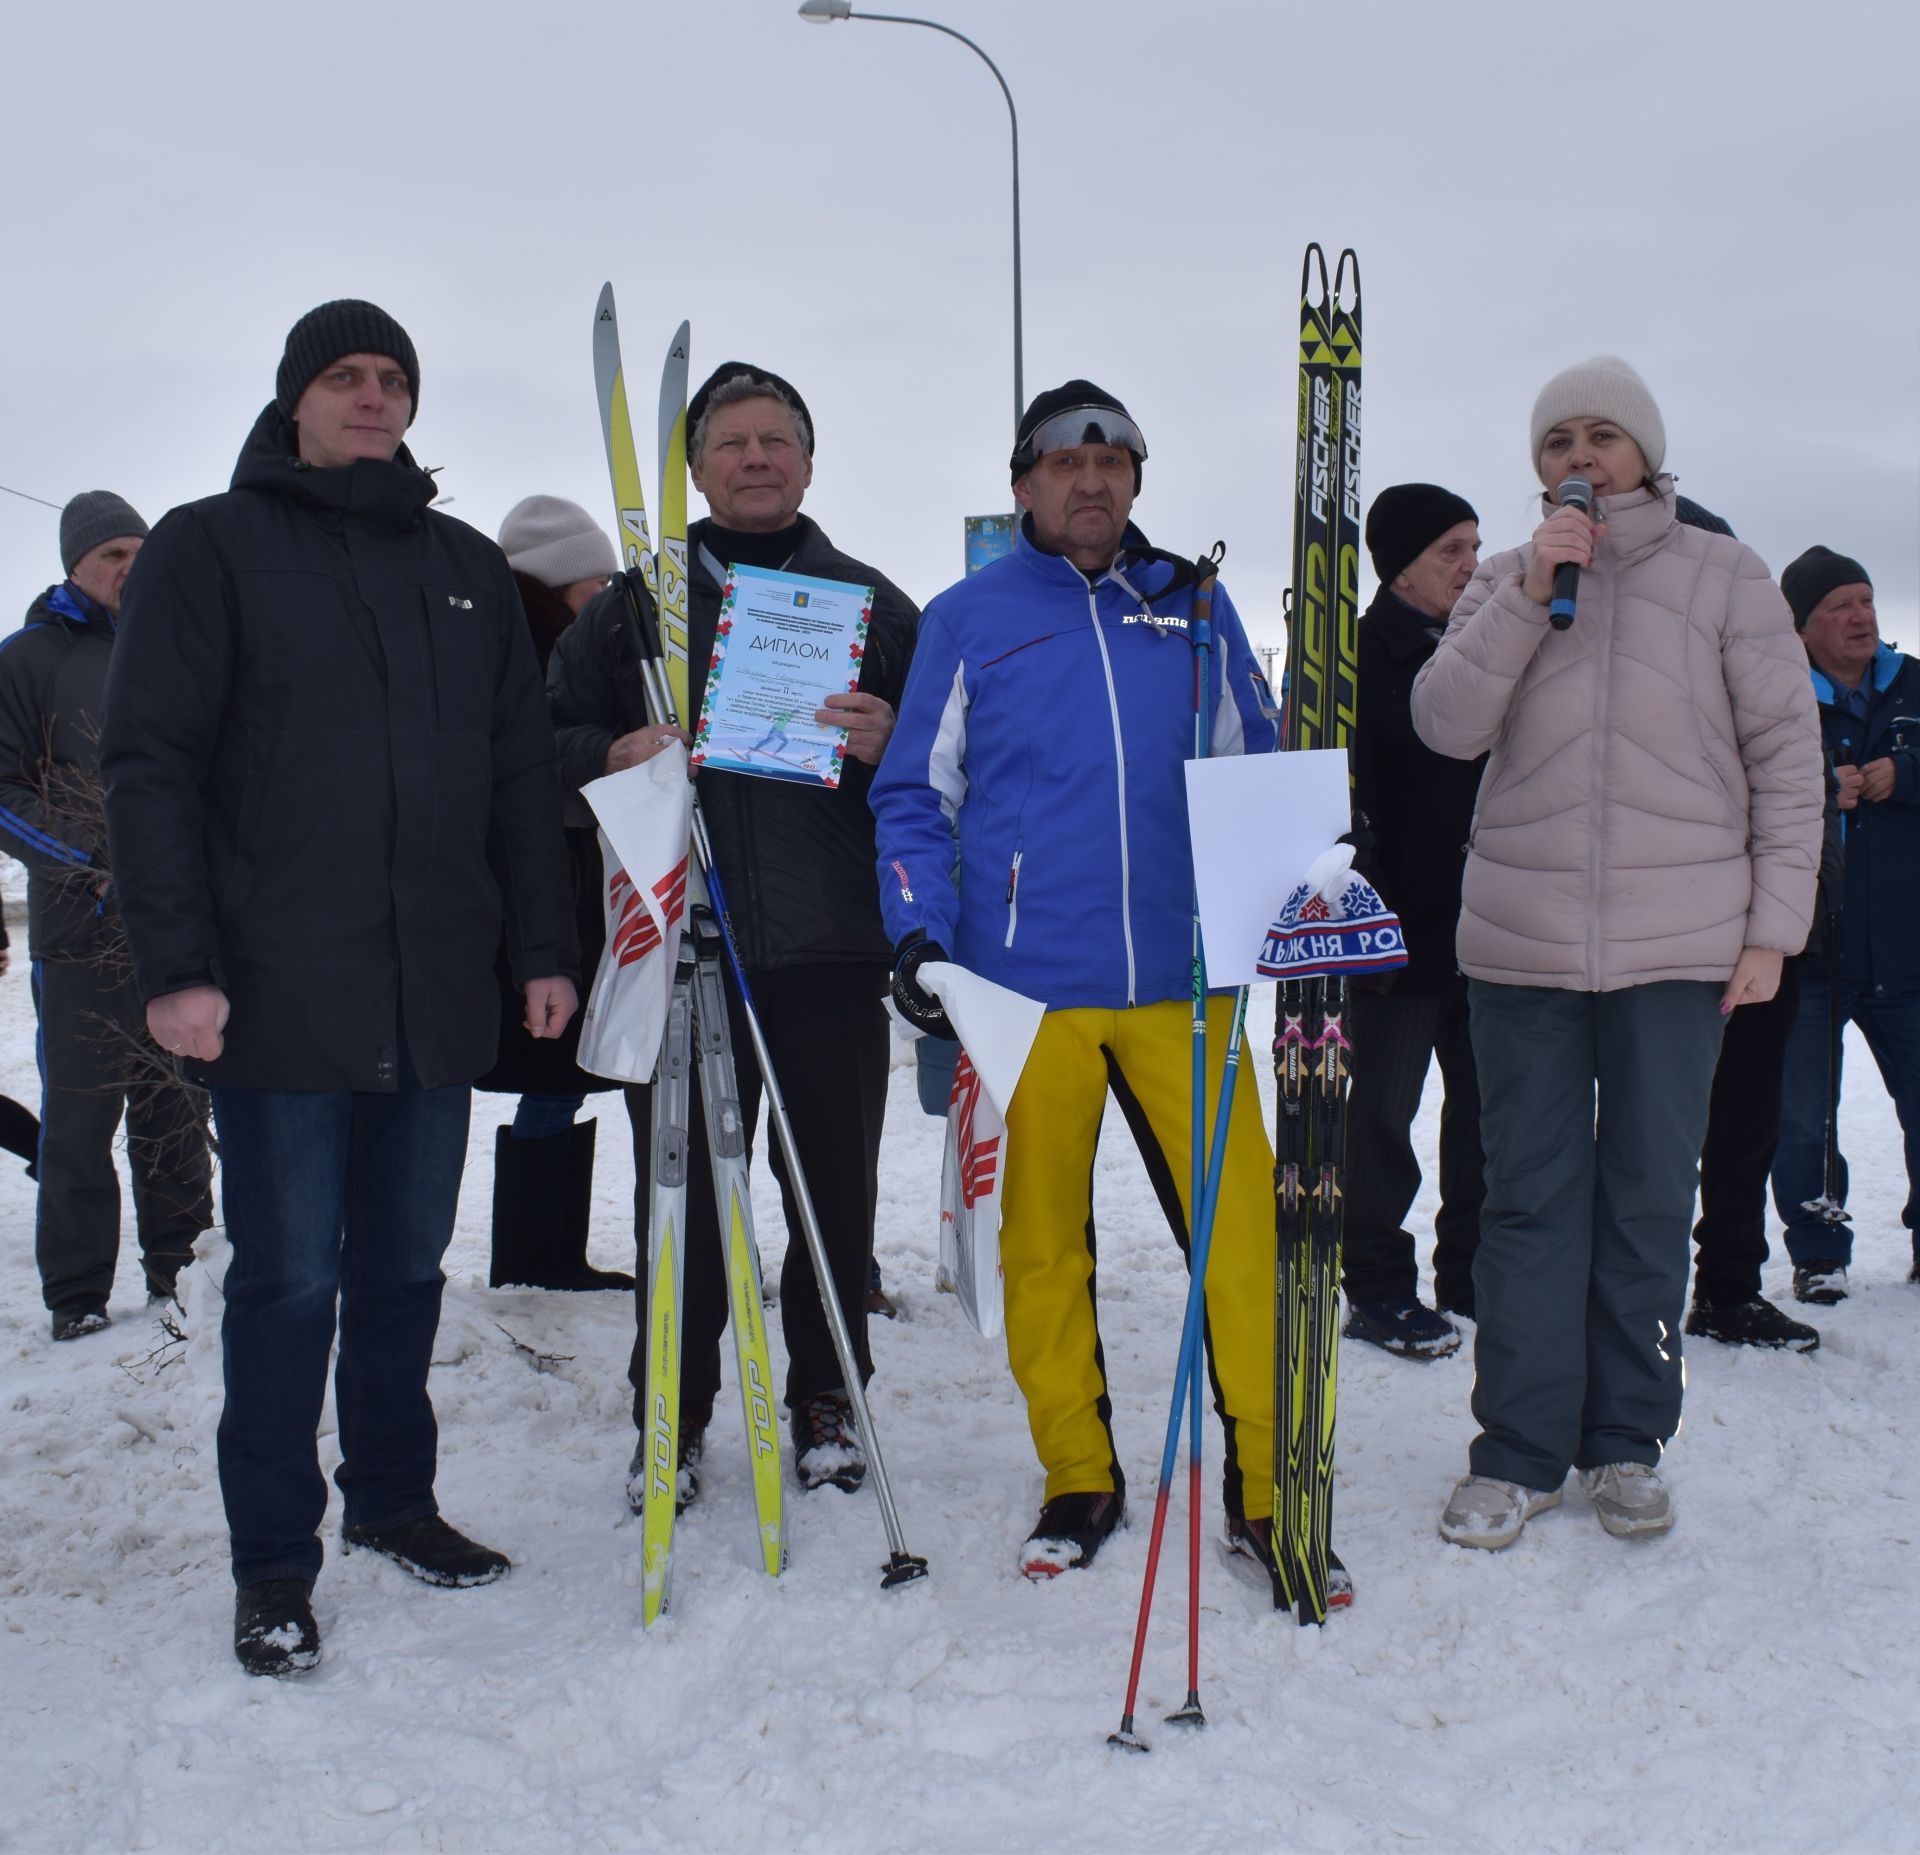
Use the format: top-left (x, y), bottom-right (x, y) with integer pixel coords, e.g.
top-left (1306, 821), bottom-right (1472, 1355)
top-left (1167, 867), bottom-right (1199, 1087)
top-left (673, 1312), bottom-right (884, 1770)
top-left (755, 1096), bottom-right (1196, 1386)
top-left (4, 0), bottom-right (1916, 657)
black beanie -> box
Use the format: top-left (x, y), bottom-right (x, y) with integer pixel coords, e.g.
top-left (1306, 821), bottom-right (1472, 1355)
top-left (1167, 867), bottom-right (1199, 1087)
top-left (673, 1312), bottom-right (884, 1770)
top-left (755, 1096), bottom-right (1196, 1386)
top-left (688, 362), bottom-right (815, 457)
top-left (275, 299), bottom-right (420, 422)
top-left (1782, 545), bottom-right (1871, 631)
top-left (1365, 483), bottom-right (1477, 587)
top-left (1010, 380), bottom-right (1144, 486)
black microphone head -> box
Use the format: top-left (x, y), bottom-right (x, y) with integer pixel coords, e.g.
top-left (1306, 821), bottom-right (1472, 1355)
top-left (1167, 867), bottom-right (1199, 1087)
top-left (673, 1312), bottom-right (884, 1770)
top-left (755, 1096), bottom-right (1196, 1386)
top-left (1556, 475), bottom-right (1594, 512)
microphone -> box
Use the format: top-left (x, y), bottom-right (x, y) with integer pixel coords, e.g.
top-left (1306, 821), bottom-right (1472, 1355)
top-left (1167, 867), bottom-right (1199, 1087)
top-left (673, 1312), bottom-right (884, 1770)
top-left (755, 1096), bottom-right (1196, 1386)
top-left (1547, 475), bottom-right (1593, 631)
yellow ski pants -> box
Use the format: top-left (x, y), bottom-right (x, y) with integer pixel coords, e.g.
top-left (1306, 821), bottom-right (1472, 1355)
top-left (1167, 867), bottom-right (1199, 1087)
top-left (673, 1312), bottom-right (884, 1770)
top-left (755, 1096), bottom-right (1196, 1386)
top-left (1000, 997), bottom-right (1275, 1519)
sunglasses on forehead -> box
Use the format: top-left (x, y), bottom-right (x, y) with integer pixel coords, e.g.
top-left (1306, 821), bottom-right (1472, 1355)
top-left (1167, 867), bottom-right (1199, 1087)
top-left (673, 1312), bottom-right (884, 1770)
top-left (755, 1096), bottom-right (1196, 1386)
top-left (1012, 407), bottom-right (1149, 474)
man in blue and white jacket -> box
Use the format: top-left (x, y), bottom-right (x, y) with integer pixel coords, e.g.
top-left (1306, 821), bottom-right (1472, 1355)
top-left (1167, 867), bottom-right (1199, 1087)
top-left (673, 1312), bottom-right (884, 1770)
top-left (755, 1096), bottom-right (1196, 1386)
top-left (1772, 546), bottom-right (1920, 1302)
top-left (871, 382), bottom-right (1286, 1579)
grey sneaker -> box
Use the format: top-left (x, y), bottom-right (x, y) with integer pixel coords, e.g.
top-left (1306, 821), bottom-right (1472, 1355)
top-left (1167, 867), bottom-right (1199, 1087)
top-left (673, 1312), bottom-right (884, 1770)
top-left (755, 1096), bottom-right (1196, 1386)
top-left (1438, 1474), bottom-right (1563, 1550)
top-left (1580, 1462), bottom-right (1674, 1538)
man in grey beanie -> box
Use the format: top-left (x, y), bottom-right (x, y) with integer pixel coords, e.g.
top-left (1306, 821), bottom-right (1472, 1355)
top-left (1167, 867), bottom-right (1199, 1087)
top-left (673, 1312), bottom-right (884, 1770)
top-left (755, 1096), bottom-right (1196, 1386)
top-left (0, 492), bottom-right (211, 1342)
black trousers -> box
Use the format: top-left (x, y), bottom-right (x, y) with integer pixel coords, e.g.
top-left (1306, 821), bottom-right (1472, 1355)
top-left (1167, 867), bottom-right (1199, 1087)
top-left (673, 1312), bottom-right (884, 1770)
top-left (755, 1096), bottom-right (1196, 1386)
top-left (1341, 984), bottom-right (1484, 1310)
top-left (33, 956), bottom-right (212, 1310)
top-left (1692, 955), bottom-right (1802, 1306)
top-left (625, 960), bottom-right (887, 1428)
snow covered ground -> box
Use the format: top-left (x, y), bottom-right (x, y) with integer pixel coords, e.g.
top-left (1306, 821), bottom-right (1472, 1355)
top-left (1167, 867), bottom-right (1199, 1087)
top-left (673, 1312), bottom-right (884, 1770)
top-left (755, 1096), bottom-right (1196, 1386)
top-left (3, 940), bottom-right (1917, 1855)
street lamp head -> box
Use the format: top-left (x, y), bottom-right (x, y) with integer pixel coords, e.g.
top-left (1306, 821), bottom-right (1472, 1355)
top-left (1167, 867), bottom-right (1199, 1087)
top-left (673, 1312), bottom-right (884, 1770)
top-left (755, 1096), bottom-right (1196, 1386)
top-left (797, 0), bottom-right (852, 20)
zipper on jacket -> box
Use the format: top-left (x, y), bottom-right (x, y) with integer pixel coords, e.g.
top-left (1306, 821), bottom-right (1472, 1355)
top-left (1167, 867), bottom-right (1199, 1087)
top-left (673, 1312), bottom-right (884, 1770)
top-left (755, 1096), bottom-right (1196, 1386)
top-left (1587, 575), bottom-right (1614, 989)
top-left (1085, 583), bottom-right (1138, 1003)
top-left (1004, 849), bottom-right (1024, 948)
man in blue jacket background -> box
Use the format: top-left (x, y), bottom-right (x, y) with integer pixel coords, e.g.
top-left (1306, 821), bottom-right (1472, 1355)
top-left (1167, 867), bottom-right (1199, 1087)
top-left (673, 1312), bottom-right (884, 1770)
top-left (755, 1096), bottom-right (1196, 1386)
top-left (871, 382), bottom-right (1295, 1582)
top-left (1772, 546), bottom-right (1920, 1302)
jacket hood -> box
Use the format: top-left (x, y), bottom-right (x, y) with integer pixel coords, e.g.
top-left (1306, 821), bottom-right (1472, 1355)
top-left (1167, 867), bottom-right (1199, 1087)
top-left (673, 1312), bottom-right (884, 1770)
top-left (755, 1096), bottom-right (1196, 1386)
top-left (1809, 638), bottom-right (1904, 706)
top-left (26, 583), bottom-right (107, 630)
top-left (230, 402), bottom-right (436, 529)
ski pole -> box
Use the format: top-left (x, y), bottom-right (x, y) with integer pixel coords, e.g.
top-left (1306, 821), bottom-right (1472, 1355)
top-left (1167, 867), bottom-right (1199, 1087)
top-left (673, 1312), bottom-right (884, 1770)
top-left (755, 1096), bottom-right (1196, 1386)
top-left (1803, 741), bottom-right (1855, 1231)
top-left (1110, 987), bottom-right (1249, 1751)
top-left (1110, 551), bottom-right (1230, 1750)
top-left (619, 575), bottom-right (928, 1590)
top-left (1179, 553), bottom-right (1223, 1721)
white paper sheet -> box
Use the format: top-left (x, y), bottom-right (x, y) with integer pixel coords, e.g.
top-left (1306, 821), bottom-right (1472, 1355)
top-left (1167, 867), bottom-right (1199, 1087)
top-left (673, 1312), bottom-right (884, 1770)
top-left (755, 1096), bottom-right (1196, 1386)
top-left (1183, 750), bottom-right (1352, 987)
top-left (915, 963), bottom-right (1045, 1116)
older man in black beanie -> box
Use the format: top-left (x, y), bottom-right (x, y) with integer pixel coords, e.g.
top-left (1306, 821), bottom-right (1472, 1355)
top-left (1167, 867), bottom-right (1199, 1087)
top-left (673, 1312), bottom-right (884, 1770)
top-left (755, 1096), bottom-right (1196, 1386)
top-left (1342, 483), bottom-right (1485, 1359)
top-left (548, 358), bottom-right (918, 1507)
top-left (1771, 546), bottom-right (1920, 1304)
top-left (0, 490), bottom-right (212, 1343)
top-left (101, 298), bottom-right (578, 1676)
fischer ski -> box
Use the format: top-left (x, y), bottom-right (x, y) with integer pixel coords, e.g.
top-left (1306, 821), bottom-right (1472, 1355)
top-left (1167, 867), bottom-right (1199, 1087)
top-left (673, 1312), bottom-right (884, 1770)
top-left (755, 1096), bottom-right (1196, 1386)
top-left (1273, 244), bottom-right (1362, 1626)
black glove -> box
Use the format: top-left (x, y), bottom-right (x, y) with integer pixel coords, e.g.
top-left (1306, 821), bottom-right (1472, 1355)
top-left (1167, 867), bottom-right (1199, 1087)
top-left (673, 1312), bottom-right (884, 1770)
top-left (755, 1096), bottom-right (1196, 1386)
top-left (891, 931), bottom-right (958, 1041)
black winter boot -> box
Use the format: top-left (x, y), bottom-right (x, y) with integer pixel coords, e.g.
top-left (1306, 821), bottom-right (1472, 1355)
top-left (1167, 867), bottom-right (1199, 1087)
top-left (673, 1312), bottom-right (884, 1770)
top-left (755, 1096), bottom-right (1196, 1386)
top-left (489, 1122), bottom-right (634, 1292)
top-left (1021, 1479), bottom-right (1126, 1579)
top-left (341, 1515), bottom-right (510, 1587)
top-left (234, 1579), bottom-right (320, 1676)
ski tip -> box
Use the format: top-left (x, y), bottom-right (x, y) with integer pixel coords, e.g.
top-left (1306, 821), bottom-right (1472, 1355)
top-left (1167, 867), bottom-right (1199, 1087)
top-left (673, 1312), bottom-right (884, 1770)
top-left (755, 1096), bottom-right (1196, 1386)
top-left (1106, 1722), bottom-right (1151, 1755)
top-left (1302, 242), bottom-right (1330, 304)
top-left (596, 281), bottom-right (615, 319)
top-left (1334, 246), bottom-right (1361, 300)
top-left (880, 1551), bottom-right (930, 1591)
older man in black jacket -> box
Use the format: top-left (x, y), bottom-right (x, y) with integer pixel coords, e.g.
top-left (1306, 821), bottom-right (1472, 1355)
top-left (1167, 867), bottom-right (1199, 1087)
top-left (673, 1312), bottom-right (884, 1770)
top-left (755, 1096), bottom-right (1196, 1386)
top-left (549, 360), bottom-right (917, 1502)
top-left (101, 300), bottom-right (578, 1677)
top-left (1344, 484), bottom-right (1487, 1359)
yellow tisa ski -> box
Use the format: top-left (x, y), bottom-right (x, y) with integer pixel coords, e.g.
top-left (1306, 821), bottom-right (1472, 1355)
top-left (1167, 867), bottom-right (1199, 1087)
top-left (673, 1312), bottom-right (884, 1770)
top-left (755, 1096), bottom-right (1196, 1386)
top-left (593, 287), bottom-right (785, 1621)
top-left (656, 322), bottom-right (692, 727)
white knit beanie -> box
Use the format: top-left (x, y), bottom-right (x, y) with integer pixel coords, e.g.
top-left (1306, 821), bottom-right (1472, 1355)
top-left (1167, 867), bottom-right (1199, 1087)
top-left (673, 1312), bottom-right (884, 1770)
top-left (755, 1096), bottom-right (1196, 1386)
top-left (497, 495), bottom-right (617, 589)
top-left (1529, 356), bottom-right (1666, 480)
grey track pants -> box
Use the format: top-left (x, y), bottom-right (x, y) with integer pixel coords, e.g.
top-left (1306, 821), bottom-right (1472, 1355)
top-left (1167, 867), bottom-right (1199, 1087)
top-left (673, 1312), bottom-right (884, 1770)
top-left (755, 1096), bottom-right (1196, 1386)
top-left (1465, 979), bottom-right (1726, 1489)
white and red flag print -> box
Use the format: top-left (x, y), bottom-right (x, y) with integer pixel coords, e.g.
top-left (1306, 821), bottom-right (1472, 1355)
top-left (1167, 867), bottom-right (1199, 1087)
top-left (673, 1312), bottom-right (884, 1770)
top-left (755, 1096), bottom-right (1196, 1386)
top-left (920, 962), bottom-right (1045, 1341)
top-left (576, 748), bottom-right (695, 1083)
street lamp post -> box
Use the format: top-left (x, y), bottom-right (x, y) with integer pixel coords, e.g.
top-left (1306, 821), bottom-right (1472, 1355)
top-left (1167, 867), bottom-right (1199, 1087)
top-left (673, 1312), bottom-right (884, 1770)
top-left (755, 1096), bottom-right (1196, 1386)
top-left (798, 0), bottom-right (1023, 433)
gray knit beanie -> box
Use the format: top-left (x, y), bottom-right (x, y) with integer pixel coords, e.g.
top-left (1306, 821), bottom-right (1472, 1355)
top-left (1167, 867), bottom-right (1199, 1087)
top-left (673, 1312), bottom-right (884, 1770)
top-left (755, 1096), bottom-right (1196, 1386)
top-left (497, 495), bottom-right (618, 589)
top-left (59, 490), bottom-right (149, 574)
top-left (1529, 355), bottom-right (1666, 480)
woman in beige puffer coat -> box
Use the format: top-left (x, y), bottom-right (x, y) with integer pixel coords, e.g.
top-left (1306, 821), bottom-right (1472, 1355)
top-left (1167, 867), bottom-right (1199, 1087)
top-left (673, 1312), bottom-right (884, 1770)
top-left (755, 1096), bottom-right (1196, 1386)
top-left (1410, 356), bottom-right (1822, 1553)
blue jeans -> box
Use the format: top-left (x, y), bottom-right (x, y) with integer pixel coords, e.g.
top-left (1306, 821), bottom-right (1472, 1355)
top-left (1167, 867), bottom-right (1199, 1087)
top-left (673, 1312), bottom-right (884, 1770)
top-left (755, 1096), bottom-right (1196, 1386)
top-left (1772, 973), bottom-right (1920, 1266)
top-left (914, 1035), bottom-right (960, 1118)
top-left (210, 1045), bottom-right (472, 1588)
top-left (510, 1091), bottom-right (584, 1139)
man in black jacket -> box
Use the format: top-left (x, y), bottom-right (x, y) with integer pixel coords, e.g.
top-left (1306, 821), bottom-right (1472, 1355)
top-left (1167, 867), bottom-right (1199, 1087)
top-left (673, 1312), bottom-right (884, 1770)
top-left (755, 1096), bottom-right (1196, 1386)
top-left (101, 300), bottom-right (579, 1677)
top-left (1343, 484), bottom-right (1486, 1358)
top-left (549, 360), bottom-right (917, 1500)
top-left (1680, 500), bottom-right (1825, 1352)
top-left (1, 492), bottom-right (212, 1340)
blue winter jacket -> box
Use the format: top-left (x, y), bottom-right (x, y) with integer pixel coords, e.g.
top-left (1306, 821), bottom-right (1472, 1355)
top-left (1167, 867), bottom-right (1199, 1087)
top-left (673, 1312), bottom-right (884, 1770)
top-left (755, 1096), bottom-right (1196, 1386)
top-left (870, 527), bottom-right (1278, 1011)
top-left (1811, 640), bottom-right (1920, 990)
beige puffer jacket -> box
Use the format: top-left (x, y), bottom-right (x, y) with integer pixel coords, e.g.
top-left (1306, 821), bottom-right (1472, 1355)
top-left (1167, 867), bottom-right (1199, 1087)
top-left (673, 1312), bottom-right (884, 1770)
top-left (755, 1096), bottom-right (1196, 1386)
top-left (1409, 479), bottom-right (1822, 993)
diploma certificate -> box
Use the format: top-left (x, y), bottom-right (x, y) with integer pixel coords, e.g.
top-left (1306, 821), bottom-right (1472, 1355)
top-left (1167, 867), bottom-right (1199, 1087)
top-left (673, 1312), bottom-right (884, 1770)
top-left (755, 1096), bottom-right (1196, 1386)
top-left (689, 562), bottom-right (873, 788)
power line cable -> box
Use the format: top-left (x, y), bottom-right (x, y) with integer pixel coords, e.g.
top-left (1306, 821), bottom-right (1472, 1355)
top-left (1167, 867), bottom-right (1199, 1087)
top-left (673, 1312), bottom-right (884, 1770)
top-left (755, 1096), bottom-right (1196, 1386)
top-left (0, 482), bottom-right (63, 512)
